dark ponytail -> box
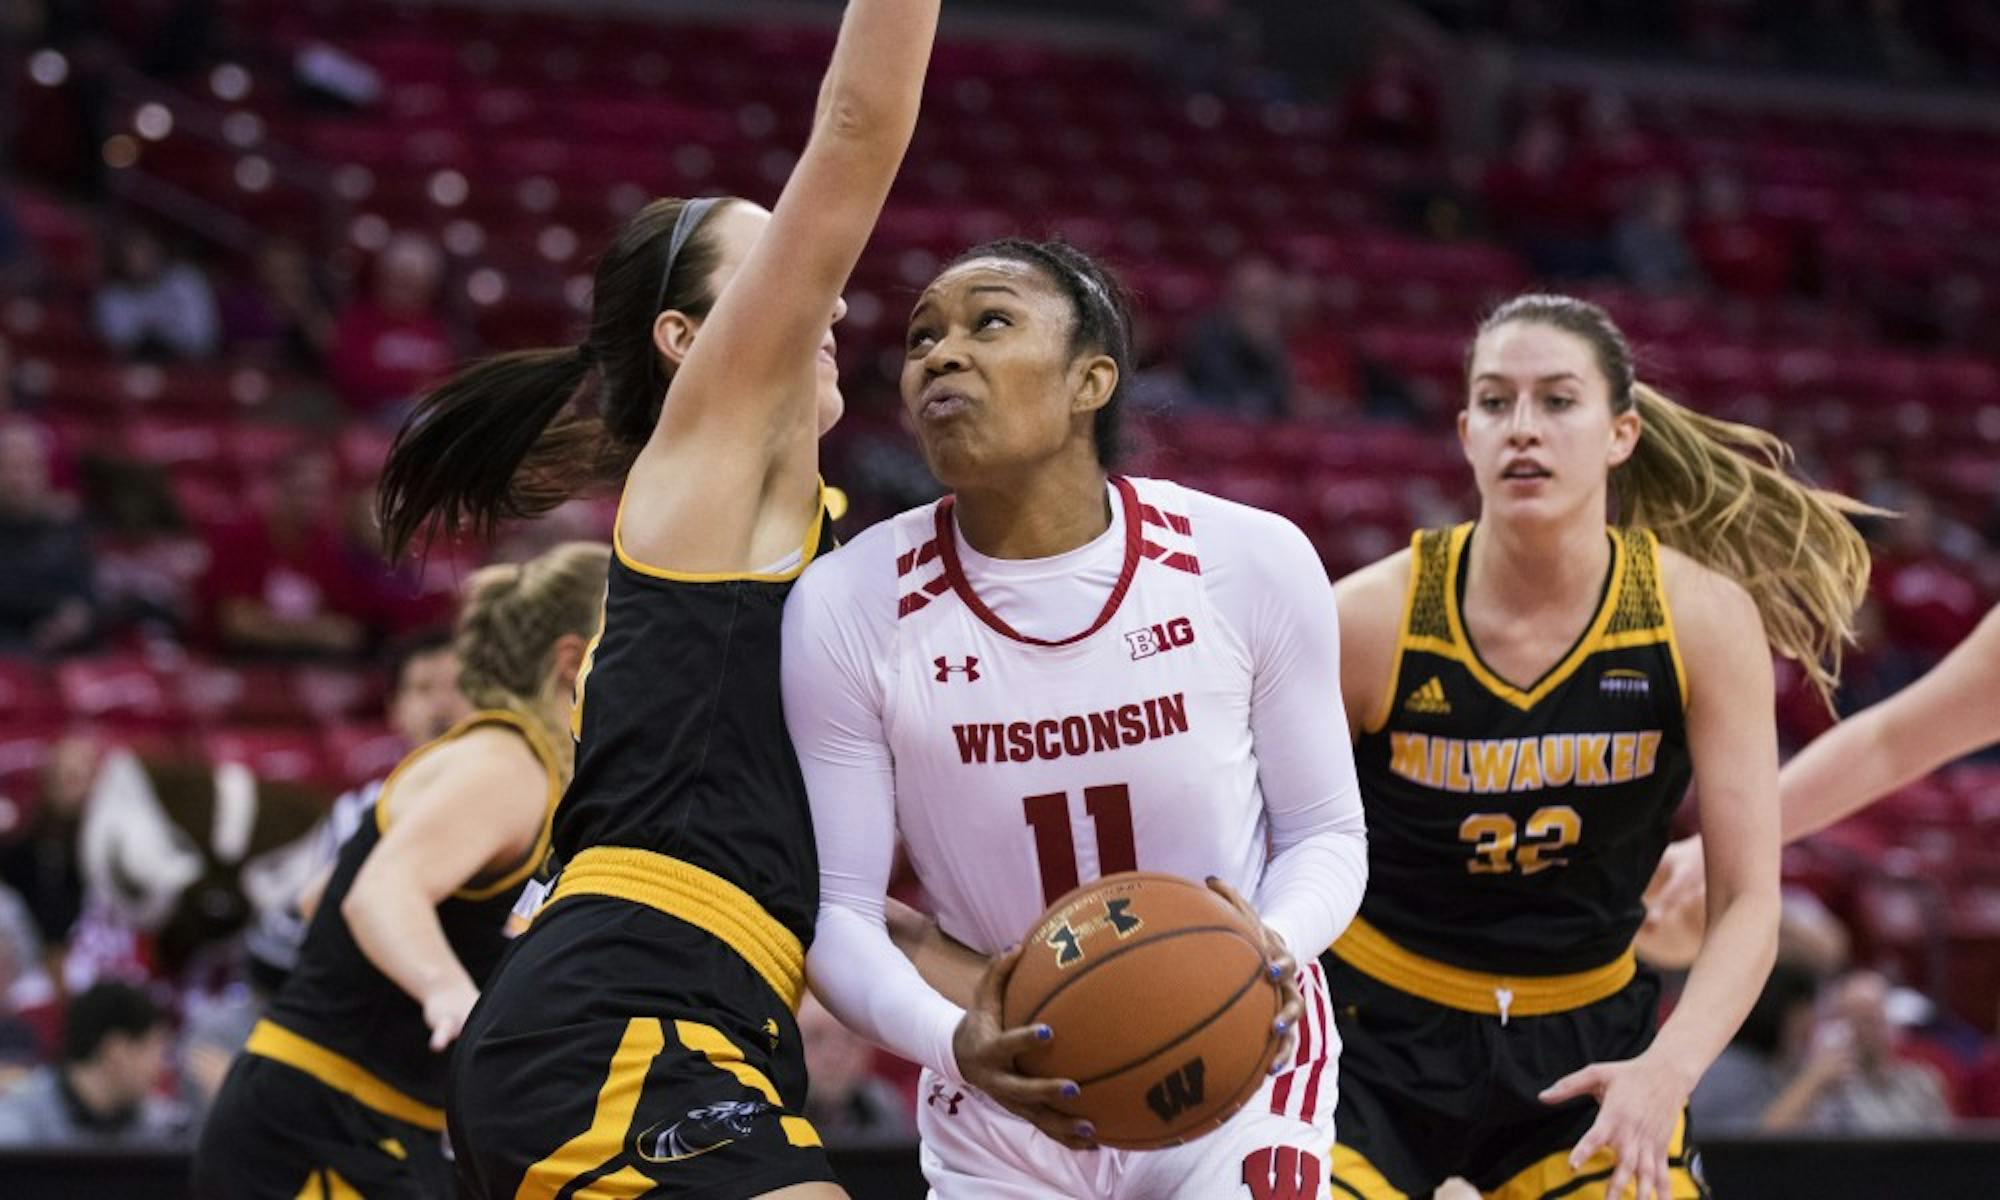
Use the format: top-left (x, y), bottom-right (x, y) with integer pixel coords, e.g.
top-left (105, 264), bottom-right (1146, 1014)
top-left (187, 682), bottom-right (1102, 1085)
top-left (377, 198), bottom-right (731, 560)
top-left (377, 348), bottom-right (601, 559)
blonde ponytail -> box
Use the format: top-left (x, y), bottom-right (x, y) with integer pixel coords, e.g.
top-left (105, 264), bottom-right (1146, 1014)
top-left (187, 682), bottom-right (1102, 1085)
top-left (454, 541), bottom-right (611, 771)
top-left (1615, 384), bottom-right (1880, 705)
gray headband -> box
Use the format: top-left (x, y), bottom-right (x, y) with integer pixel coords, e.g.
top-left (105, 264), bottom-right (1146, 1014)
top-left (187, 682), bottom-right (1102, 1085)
top-left (657, 196), bottom-right (724, 312)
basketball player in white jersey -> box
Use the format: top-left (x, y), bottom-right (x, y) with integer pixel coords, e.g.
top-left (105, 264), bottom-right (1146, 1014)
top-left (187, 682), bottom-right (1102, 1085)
top-left (784, 239), bottom-right (1369, 1199)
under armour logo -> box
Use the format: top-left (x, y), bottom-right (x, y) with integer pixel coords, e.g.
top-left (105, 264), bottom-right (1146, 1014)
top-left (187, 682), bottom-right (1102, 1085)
top-left (926, 1081), bottom-right (965, 1115)
top-left (934, 656), bottom-right (980, 682)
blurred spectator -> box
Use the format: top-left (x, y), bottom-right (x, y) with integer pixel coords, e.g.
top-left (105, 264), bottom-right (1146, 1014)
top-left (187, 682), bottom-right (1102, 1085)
top-left (1870, 492), bottom-right (1987, 659)
top-left (1341, 51), bottom-right (1440, 148)
top-left (1690, 171), bottom-right (1795, 301)
top-left (198, 447), bottom-right (375, 658)
top-left (1804, 970), bottom-right (1955, 1133)
top-left (0, 733), bottom-right (100, 949)
top-left (1612, 177), bottom-right (1704, 294)
top-left (1692, 960), bottom-right (1836, 1131)
top-left (0, 881), bottom-right (54, 1069)
top-left (1483, 113), bottom-right (1608, 278)
top-left (0, 174), bottom-right (36, 294)
top-left (91, 226), bottom-right (220, 361)
top-left (329, 233), bottom-right (455, 419)
top-left (221, 239), bottom-right (335, 372)
top-left (1182, 256), bottom-right (1293, 419)
top-left (0, 981), bottom-right (184, 1146)
top-left (799, 996), bottom-right (916, 1145)
top-left (0, 417), bottom-right (97, 655)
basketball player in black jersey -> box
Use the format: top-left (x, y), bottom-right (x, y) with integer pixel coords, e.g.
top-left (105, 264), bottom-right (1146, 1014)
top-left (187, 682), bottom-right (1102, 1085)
top-left (1321, 295), bottom-right (1874, 1200)
top-left (193, 542), bottom-right (607, 1199)
top-left (372, 4), bottom-right (937, 1196)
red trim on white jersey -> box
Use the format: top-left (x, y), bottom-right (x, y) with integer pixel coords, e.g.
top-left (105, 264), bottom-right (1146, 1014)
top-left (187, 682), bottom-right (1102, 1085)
top-left (1268, 960), bottom-right (1334, 1125)
top-left (933, 475), bottom-right (1146, 648)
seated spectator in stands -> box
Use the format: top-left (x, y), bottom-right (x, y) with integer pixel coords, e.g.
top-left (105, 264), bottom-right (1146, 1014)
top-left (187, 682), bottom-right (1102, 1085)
top-left (1613, 176), bottom-right (1705, 294)
top-left (0, 734), bottom-right (98, 951)
top-left (329, 232), bottom-right (455, 420)
top-left (0, 981), bottom-right (184, 1147)
top-left (91, 225), bottom-right (220, 361)
top-left (1341, 51), bottom-right (1439, 148)
top-left (1690, 170), bottom-right (1795, 301)
top-left (0, 418), bottom-right (96, 655)
top-left (1804, 970), bottom-right (1955, 1134)
top-left (1483, 112), bottom-right (1609, 278)
top-left (0, 882), bottom-right (55, 1071)
top-left (1871, 491), bottom-right (1987, 659)
top-left (798, 995), bottom-right (916, 1145)
top-left (198, 447), bottom-right (375, 658)
top-left (1182, 256), bottom-right (1294, 419)
top-left (222, 239), bottom-right (335, 372)
top-left (0, 174), bottom-right (35, 295)
top-left (1691, 960), bottom-right (1836, 1131)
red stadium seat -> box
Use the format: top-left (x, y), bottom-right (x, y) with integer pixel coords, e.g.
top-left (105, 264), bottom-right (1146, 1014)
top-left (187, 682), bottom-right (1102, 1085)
top-left (201, 727), bottom-right (332, 787)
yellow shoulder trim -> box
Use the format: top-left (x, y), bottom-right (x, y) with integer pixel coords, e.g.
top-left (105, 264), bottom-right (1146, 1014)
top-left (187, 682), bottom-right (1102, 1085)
top-left (1644, 529), bottom-right (1693, 712)
top-left (446, 710), bottom-right (564, 902)
top-left (612, 480), bottom-right (828, 584)
top-left (1361, 530), bottom-right (1432, 736)
top-left (1442, 525), bottom-right (1628, 711)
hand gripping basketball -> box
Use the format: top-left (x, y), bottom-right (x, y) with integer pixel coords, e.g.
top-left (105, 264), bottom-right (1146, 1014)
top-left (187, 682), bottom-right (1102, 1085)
top-left (952, 943), bottom-right (1101, 1150)
top-left (1203, 876), bottom-right (1304, 1076)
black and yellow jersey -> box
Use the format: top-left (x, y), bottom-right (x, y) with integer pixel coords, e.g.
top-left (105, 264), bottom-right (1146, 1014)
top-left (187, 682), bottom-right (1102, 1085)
top-left (251, 710), bottom-right (562, 1128)
top-left (1340, 523), bottom-right (1692, 981)
top-left (549, 491), bottom-right (835, 980)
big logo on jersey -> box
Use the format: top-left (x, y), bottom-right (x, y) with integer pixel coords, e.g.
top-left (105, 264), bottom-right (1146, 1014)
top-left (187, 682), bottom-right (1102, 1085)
top-left (1125, 617), bottom-right (1195, 660)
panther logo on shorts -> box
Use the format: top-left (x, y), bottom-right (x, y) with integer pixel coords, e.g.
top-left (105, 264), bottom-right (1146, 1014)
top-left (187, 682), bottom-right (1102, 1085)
top-left (633, 1099), bottom-right (771, 1163)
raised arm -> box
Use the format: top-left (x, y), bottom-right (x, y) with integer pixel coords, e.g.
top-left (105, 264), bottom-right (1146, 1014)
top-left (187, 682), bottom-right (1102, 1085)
top-left (620, 0), bottom-right (939, 573)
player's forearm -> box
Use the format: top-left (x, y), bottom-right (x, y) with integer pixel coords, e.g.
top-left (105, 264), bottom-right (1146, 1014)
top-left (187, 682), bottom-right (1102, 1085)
top-left (1644, 884), bottom-right (1778, 1085)
top-left (1256, 820), bottom-right (1368, 961)
top-left (887, 897), bottom-right (985, 1008)
top-left (814, 0), bottom-right (938, 147)
top-left (342, 874), bottom-right (475, 1013)
top-left (809, 903), bottom-right (967, 1082)
top-left (1779, 706), bottom-right (1899, 843)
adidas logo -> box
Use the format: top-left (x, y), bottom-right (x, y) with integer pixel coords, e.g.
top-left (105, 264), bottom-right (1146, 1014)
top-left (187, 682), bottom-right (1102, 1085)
top-left (1405, 677), bottom-right (1452, 715)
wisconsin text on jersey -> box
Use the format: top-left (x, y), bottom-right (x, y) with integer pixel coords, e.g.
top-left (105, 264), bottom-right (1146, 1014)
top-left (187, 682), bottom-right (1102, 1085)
top-left (1387, 729), bottom-right (1665, 793)
top-left (951, 692), bottom-right (1191, 764)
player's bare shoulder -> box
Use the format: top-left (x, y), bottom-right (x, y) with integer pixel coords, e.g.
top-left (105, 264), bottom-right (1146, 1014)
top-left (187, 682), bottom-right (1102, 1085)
top-left (1331, 548), bottom-right (1413, 736)
top-left (1656, 542), bottom-right (1761, 644)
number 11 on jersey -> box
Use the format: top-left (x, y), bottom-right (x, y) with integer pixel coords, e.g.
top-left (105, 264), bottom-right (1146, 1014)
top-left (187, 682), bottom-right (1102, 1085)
top-left (1023, 785), bottom-right (1137, 906)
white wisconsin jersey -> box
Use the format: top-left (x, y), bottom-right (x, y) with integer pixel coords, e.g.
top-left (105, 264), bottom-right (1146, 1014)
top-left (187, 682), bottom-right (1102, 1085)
top-left (886, 476), bottom-right (1266, 953)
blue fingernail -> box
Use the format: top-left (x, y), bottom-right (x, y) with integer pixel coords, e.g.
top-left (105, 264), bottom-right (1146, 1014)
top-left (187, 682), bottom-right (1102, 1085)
top-left (1060, 1082), bottom-right (1080, 1099)
top-left (1075, 1121), bottom-right (1095, 1139)
top-left (1268, 963), bottom-right (1284, 981)
top-left (1275, 1018), bottom-right (1293, 1033)
top-left (1035, 1025), bottom-right (1053, 1041)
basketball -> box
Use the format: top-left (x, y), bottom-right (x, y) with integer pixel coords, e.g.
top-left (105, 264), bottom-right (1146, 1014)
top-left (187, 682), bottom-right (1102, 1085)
top-left (1001, 871), bottom-right (1284, 1150)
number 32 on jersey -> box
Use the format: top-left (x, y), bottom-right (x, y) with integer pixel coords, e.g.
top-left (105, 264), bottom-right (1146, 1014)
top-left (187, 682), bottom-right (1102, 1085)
top-left (1459, 806), bottom-right (1582, 875)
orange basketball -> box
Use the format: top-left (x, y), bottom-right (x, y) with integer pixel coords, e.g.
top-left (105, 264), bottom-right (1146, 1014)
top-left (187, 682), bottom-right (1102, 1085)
top-left (1000, 871), bottom-right (1283, 1150)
